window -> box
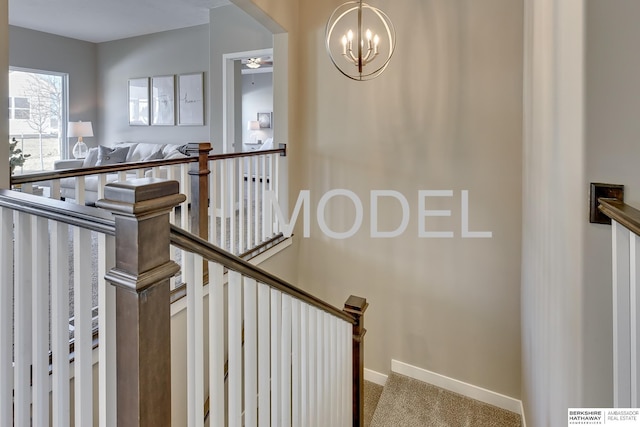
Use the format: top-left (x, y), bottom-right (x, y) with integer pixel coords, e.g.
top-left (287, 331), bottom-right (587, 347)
top-left (9, 68), bottom-right (69, 171)
top-left (8, 97), bottom-right (31, 120)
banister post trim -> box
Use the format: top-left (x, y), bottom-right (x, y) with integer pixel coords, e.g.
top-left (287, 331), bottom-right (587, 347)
top-left (344, 295), bottom-right (368, 427)
top-left (186, 142), bottom-right (212, 240)
top-left (97, 178), bottom-right (183, 427)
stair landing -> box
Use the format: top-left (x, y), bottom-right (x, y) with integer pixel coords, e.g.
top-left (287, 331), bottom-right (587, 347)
top-left (367, 373), bottom-right (522, 427)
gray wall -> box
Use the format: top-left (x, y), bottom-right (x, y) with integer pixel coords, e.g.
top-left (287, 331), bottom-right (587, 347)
top-left (9, 26), bottom-right (98, 150)
top-left (97, 24), bottom-right (209, 146)
top-left (583, 0), bottom-right (640, 407)
top-left (293, 0), bottom-right (523, 399)
top-left (209, 4), bottom-right (272, 153)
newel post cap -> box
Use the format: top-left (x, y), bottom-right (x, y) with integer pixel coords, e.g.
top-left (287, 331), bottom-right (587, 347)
top-left (95, 178), bottom-right (186, 216)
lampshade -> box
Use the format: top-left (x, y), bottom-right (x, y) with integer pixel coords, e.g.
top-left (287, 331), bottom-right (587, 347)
top-left (68, 121), bottom-right (93, 159)
top-left (325, 0), bottom-right (396, 81)
top-left (248, 120), bottom-right (260, 131)
top-left (68, 121), bottom-right (94, 138)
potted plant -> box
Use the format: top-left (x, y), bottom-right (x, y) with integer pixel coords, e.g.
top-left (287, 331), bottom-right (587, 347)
top-left (9, 137), bottom-right (29, 175)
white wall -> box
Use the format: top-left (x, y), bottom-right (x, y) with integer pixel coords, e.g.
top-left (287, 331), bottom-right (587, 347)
top-left (97, 25), bottom-right (210, 146)
top-left (0, 0), bottom-right (7, 188)
top-left (242, 72), bottom-right (273, 144)
top-left (583, 0), bottom-right (640, 407)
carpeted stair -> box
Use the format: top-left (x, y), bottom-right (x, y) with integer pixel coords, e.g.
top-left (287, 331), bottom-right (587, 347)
top-left (365, 373), bottom-right (522, 427)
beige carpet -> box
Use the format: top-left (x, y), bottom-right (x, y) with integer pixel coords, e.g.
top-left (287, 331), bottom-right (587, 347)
top-left (364, 380), bottom-right (384, 427)
top-left (369, 373), bottom-right (522, 427)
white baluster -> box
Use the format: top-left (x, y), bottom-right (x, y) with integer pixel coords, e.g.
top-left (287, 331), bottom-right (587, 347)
top-left (308, 307), bottom-right (317, 427)
top-left (254, 157), bottom-right (260, 246)
top-left (329, 316), bottom-right (338, 427)
top-left (50, 221), bottom-right (70, 427)
top-left (273, 153), bottom-right (279, 235)
top-left (74, 226), bottom-right (93, 426)
top-left (98, 233), bottom-right (116, 427)
top-left (209, 262), bottom-right (225, 427)
top-left (185, 251), bottom-right (204, 427)
top-left (50, 179), bottom-right (61, 200)
top-left (316, 310), bottom-right (325, 427)
top-left (229, 159), bottom-right (236, 254)
top-left (247, 156), bottom-right (253, 250)
top-left (220, 160), bottom-right (227, 251)
top-left (75, 176), bottom-right (86, 205)
top-left (239, 157), bottom-right (245, 254)
top-left (261, 155), bottom-right (267, 242)
top-left (271, 289), bottom-right (282, 426)
top-left (32, 216), bottom-right (50, 427)
top-left (0, 208), bottom-right (14, 427)
top-left (281, 294), bottom-right (292, 427)
top-left (292, 299), bottom-right (301, 427)
top-left (14, 211), bottom-right (32, 426)
top-left (229, 271), bottom-right (242, 427)
top-left (300, 303), bottom-right (309, 427)
top-left (323, 313), bottom-right (331, 424)
top-left (244, 277), bottom-right (258, 426)
top-left (337, 319), bottom-right (345, 425)
top-left (345, 320), bottom-right (353, 426)
top-left (253, 156), bottom-right (266, 244)
top-left (612, 220), bottom-right (632, 407)
top-left (181, 164), bottom-right (190, 231)
top-left (167, 166), bottom-right (179, 289)
top-left (258, 283), bottom-right (271, 427)
top-left (631, 231), bottom-right (640, 406)
top-left (209, 160), bottom-right (218, 246)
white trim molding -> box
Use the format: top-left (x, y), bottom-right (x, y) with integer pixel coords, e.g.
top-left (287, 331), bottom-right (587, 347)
top-left (364, 368), bottom-right (388, 387)
top-left (391, 360), bottom-right (523, 416)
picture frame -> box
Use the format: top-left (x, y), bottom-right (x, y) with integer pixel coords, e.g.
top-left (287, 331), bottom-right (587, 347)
top-left (257, 112), bottom-right (272, 129)
top-left (128, 77), bottom-right (150, 126)
top-left (151, 75), bottom-right (175, 126)
top-left (178, 72), bottom-right (204, 126)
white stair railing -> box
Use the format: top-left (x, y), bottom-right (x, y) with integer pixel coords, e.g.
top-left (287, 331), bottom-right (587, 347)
top-left (10, 144), bottom-right (287, 261)
top-left (1, 172), bottom-right (362, 427)
top-left (599, 199), bottom-right (640, 407)
top-left (0, 189), bottom-right (117, 427)
top-left (171, 225), bottom-right (367, 427)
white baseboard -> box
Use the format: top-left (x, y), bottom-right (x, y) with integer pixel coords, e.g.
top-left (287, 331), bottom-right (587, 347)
top-left (520, 401), bottom-right (527, 427)
top-left (391, 360), bottom-right (523, 416)
top-left (364, 368), bottom-right (388, 386)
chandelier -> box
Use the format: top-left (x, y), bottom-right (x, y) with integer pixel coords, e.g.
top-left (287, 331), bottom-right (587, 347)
top-left (325, 0), bottom-right (396, 81)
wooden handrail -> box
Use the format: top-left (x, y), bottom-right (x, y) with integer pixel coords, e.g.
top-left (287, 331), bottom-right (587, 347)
top-left (0, 189), bottom-right (115, 235)
top-left (170, 224), bottom-right (357, 324)
top-left (10, 145), bottom-right (287, 186)
top-left (599, 198), bottom-right (640, 236)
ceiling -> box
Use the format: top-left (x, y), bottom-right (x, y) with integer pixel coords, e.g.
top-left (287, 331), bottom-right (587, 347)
top-left (8, 0), bottom-right (230, 43)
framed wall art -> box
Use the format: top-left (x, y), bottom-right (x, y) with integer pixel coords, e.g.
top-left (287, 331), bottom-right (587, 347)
top-left (178, 72), bottom-right (204, 126)
top-left (151, 75), bottom-right (175, 126)
top-left (128, 77), bottom-right (150, 126)
top-left (257, 112), bottom-right (272, 129)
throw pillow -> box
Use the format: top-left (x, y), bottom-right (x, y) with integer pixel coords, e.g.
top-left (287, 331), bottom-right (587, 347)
top-left (82, 147), bottom-right (99, 168)
top-left (143, 150), bottom-right (164, 161)
top-left (96, 145), bottom-right (130, 166)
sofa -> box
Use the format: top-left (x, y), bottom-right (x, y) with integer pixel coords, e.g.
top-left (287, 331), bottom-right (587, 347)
top-left (53, 142), bottom-right (188, 204)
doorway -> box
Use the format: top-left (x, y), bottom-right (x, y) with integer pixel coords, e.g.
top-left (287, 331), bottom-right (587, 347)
top-left (222, 48), bottom-right (273, 153)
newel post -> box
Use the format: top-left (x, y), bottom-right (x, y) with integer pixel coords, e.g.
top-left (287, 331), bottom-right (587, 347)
top-left (96, 178), bottom-right (186, 426)
top-left (344, 295), bottom-right (368, 427)
top-left (186, 142), bottom-right (211, 239)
